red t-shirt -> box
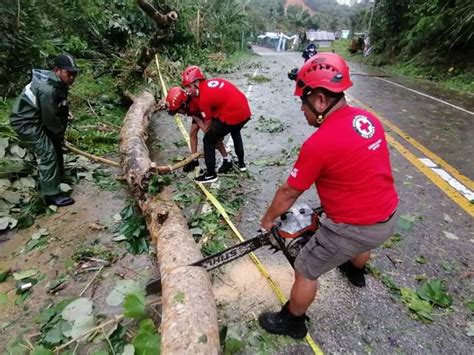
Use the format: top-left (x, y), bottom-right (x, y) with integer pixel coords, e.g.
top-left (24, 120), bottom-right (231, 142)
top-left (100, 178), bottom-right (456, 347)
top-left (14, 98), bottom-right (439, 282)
top-left (198, 78), bottom-right (251, 124)
top-left (287, 105), bottom-right (398, 225)
top-left (187, 96), bottom-right (201, 118)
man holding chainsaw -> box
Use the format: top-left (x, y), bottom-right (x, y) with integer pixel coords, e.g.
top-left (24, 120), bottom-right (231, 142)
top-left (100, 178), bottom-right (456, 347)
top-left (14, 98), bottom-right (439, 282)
top-left (164, 86), bottom-right (229, 172)
top-left (258, 53), bottom-right (398, 339)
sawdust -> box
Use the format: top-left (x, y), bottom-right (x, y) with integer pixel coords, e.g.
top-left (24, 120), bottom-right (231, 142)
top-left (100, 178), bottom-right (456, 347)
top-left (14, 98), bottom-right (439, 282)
top-left (212, 256), bottom-right (295, 321)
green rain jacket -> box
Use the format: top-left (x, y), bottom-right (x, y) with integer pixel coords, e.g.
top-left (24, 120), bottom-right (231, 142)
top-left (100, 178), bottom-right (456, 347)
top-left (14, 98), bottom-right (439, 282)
top-left (10, 69), bottom-right (69, 142)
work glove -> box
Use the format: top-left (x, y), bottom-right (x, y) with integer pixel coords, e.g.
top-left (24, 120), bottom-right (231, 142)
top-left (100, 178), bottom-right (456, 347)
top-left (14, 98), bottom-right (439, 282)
top-left (288, 67), bottom-right (298, 81)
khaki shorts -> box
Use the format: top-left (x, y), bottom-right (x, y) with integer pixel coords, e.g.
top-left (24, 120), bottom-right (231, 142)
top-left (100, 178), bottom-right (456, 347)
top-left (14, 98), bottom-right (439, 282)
top-left (294, 212), bottom-right (397, 280)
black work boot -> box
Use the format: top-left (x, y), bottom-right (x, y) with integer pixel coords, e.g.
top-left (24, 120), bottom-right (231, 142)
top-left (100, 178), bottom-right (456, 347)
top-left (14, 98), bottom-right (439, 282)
top-left (44, 194), bottom-right (75, 207)
top-left (258, 301), bottom-right (308, 339)
top-left (183, 159), bottom-right (199, 172)
top-left (338, 261), bottom-right (366, 287)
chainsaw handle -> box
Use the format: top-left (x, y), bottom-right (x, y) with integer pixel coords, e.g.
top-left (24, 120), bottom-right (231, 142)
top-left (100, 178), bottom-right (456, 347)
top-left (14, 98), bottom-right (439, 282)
top-left (270, 226), bottom-right (297, 268)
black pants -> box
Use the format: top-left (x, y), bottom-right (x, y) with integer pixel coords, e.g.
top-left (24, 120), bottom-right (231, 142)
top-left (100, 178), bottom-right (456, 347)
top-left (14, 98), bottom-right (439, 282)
top-left (203, 118), bottom-right (249, 174)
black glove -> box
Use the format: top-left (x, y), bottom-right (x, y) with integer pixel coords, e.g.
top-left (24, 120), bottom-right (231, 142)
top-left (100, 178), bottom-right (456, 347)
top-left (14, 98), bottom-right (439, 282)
top-left (288, 67), bottom-right (299, 81)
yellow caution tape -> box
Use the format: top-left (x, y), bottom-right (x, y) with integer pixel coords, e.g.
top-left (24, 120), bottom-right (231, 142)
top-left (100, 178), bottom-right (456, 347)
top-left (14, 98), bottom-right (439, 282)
top-left (155, 56), bottom-right (323, 355)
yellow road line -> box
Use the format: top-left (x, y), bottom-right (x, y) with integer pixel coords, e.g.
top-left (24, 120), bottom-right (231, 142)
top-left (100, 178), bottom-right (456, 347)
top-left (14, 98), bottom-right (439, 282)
top-left (155, 56), bottom-right (323, 354)
top-left (386, 133), bottom-right (474, 217)
top-left (347, 94), bottom-right (474, 190)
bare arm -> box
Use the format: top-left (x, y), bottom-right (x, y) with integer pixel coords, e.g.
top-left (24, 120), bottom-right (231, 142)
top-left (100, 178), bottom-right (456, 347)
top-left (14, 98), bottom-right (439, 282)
top-left (261, 182), bottom-right (304, 230)
top-left (193, 116), bottom-right (211, 132)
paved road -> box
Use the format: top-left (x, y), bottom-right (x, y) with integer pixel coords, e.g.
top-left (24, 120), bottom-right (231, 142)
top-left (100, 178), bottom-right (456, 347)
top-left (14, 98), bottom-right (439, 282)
top-left (213, 46), bottom-right (473, 354)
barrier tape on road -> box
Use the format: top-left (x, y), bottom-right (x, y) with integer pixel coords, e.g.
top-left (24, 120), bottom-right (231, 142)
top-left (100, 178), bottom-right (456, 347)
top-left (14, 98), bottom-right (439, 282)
top-left (154, 56), bottom-right (323, 354)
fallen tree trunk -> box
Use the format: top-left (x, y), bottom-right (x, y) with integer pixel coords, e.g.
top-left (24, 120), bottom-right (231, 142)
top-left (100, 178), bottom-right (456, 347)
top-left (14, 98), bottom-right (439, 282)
top-left (119, 91), bottom-right (155, 192)
top-left (120, 91), bottom-right (219, 353)
top-left (141, 189), bottom-right (219, 353)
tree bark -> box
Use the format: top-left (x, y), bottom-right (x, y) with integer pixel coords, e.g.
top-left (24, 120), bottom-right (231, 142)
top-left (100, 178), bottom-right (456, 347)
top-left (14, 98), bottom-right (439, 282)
top-left (120, 91), bottom-right (219, 353)
top-left (141, 189), bottom-right (219, 354)
top-left (151, 152), bottom-right (203, 174)
top-left (119, 91), bottom-right (155, 192)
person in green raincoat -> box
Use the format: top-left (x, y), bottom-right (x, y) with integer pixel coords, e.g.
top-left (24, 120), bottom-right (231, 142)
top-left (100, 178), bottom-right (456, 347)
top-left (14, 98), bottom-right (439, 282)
top-left (10, 54), bottom-right (79, 206)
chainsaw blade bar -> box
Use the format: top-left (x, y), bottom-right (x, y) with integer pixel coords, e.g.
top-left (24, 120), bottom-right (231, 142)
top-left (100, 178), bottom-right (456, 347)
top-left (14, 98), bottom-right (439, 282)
top-left (190, 232), bottom-right (272, 271)
top-left (145, 232), bottom-right (272, 295)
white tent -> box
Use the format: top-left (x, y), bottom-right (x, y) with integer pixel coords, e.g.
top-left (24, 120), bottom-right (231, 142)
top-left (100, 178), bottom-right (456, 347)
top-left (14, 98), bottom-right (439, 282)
top-left (257, 32), bottom-right (299, 51)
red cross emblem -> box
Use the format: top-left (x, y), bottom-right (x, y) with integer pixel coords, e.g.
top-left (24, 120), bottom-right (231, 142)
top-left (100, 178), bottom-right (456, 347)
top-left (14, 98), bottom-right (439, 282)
top-left (352, 115), bottom-right (375, 139)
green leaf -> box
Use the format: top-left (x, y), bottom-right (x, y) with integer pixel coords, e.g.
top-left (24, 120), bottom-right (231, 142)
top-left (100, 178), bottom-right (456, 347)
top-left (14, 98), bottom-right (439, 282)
top-left (441, 261), bottom-right (456, 272)
top-left (18, 177), bottom-right (36, 189)
top-left (0, 216), bottom-right (18, 230)
top-left (224, 337), bottom-right (246, 354)
top-left (381, 233), bottom-right (403, 248)
top-left (32, 346), bottom-right (54, 355)
top-left (466, 321), bottom-right (474, 337)
top-left (0, 292), bottom-right (8, 305)
top-left (122, 344), bottom-right (135, 355)
top-left (123, 291), bottom-right (146, 319)
top-left (415, 255), bottom-right (427, 264)
top-left (31, 228), bottom-right (49, 240)
top-left (9, 144), bottom-right (26, 158)
top-left (109, 323), bottom-right (128, 353)
top-left (0, 269), bottom-right (10, 282)
top-left (106, 280), bottom-right (141, 306)
top-left (91, 351), bottom-right (108, 355)
top-left (189, 227), bottom-right (203, 236)
top-left (59, 183), bottom-right (73, 193)
top-left (69, 314), bottom-right (94, 338)
top-left (62, 298), bottom-right (93, 322)
top-left (417, 279), bottom-right (453, 308)
top-left (13, 268), bottom-right (38, 280)
top-left (397, 214), bottom-right (416, 231)
top-left (466, 300), bottom-right (474, 312)
top-left (43, 323), bottom-right (65, 345)
top-left (401, 287), bottom-right (433, 322)
top-left (133, 319), bottom-right (161, 355)
top-left (2, 191), bottom-right (22, 204)
top-left (24, 236), bottom-right (49, 252)
top-left (174, 291), bottom-right (185, 304)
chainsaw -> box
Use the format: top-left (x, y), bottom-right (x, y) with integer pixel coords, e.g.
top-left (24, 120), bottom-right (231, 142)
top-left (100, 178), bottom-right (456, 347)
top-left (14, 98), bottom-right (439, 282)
top-left (145, 203), bottom-right (322, 295)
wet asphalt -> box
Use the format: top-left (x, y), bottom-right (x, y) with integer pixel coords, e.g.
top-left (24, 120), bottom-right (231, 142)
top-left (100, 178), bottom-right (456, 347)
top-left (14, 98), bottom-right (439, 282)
top-left (152, 46), bottom-right (473, 354)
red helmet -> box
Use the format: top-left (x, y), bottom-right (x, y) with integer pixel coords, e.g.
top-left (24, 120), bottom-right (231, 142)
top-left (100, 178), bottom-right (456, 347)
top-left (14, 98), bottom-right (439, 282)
top-left (294, 53), bottom-right (352, 97)
top-left (181, 65), bottom-right (205, 87)
top-left (165, 86), bottom-right (188, 112)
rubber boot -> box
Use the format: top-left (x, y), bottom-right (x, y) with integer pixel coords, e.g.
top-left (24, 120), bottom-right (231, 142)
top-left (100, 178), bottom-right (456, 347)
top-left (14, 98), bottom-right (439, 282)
top-left (338, 261), bottom-right (366, 287)
top-left (44, 194), bottom-right (75, 207)
top-left (258, 301), bottom-right (308, 339)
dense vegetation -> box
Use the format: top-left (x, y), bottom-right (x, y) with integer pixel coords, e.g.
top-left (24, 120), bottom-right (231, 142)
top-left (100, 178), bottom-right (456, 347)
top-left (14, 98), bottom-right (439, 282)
top-left (368, 0), bottom-right (473, 88)
top-left (0, 0), bottom-right (259, 98)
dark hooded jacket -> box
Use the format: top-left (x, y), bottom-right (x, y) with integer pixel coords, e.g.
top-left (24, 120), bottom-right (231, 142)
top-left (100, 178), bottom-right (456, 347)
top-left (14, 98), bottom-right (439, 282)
top-left (10, 69), bottom-right (69, 142)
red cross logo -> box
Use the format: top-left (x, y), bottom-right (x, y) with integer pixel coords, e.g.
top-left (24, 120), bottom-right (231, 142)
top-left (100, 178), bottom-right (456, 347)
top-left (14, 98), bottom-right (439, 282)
top-left (359, 121), bottom-right (370, 132)
top-left (352, 115), bottom-right (375, 139)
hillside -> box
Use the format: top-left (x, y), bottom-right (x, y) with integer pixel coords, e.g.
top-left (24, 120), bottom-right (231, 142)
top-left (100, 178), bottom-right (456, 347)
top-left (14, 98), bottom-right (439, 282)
top-left (285, 0), bottom-right (315, 14)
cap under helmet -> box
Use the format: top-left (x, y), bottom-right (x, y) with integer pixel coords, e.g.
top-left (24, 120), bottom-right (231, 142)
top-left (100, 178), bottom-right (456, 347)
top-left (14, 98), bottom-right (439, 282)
top-left (294, 52), bottom-right (352, 97)
top-left (181, 65), bottom-right (206, 87)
